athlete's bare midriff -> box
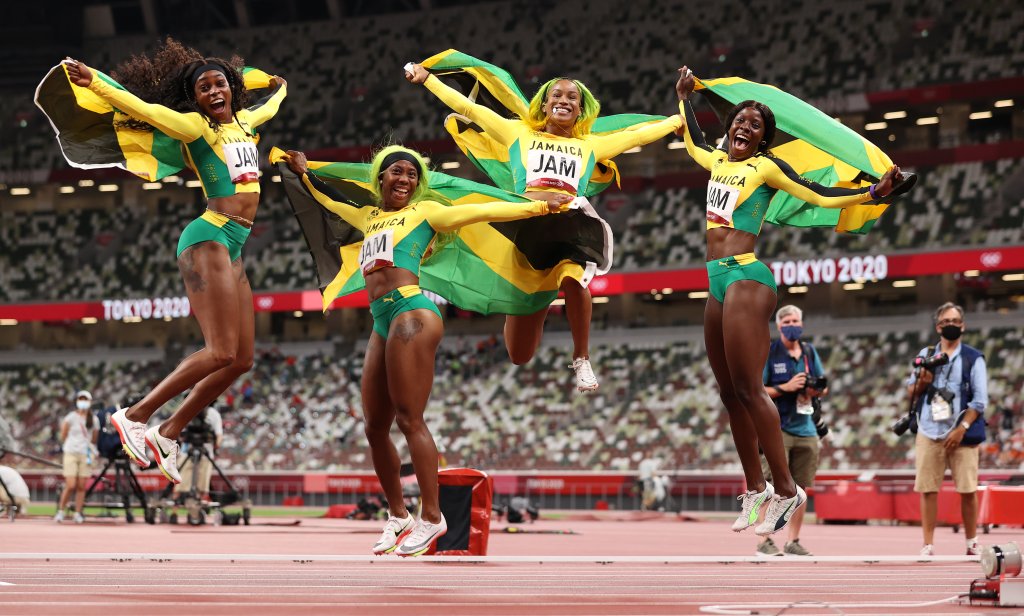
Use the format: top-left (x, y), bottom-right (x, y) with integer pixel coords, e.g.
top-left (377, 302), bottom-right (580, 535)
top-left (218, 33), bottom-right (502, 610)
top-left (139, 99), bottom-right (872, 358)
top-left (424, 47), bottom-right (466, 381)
top-left (207, 192), bottom-right (259, 227)
top-left (706, 226), bottom-right (757, 262)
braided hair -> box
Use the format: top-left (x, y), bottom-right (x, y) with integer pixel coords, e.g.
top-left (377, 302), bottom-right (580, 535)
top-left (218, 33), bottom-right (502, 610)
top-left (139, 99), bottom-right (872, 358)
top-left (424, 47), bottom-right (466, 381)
top-left (110, 37), bottom-right (249, 132)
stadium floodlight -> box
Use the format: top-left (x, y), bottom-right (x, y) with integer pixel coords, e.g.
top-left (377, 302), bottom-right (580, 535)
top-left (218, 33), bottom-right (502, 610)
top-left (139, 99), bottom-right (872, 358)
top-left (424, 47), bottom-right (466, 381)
top-left (142, 182), bottom-right (162, 190)
top-left (994, 99), bottom-right (1014, 108)
top-left (969, 111), bottom-right (993, 120)
top-left (10, 187), bottom-right (30, 196)
top-left (78, 179), bottom-right (95, 187)
top-left (98, 184), bottom-right (118, 192)
top-left (916, 116), bottom-right (939, 125)
top-left (865, 122), bottom-right (887, 130)
top-left (883, 110), bottom-right (907, 119)
top-left (667, 141), bottom-right (685, 149)
top-left (441, 161), bottom-right (460, 170)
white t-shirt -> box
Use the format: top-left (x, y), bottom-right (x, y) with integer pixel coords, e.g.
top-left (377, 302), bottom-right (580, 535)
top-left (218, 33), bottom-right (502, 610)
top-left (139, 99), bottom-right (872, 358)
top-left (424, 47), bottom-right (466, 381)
top-left (61, 411), bottom-right (97, 455)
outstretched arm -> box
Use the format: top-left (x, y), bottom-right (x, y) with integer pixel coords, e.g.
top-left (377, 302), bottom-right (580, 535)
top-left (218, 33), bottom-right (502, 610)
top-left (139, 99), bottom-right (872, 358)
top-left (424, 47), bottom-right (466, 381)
top-left (674, 66), bottom-right (717, 171)
top-left (244, 76), bottom-right (287, 127)
top-left (407, 64), bottom-right (519, 146)
top-left (64, 59), bottom-right (204, 142)
top-left (425, 194), bottom-right (572, 232)
top-left (285, 150), bottom-right (372, 230)
top-left (589, 114), bottom-right (684, 161)
top-left (764, 157), bottom-right (903, 208)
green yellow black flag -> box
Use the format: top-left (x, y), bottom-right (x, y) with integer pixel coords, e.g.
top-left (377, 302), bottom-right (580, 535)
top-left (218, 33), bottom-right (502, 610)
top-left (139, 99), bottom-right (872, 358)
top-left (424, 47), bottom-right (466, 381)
top-left (271, 148), bottom-right (606, 315)
top-left (420, 49), bottom-right (671, 197)
top-left (35, 63), bottom-right (275, 181)
top-left (694, 76), bottom-right (915, 234)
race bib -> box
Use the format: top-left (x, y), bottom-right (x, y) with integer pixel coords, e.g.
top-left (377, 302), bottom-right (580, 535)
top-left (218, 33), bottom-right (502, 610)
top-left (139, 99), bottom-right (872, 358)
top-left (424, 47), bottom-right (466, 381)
top-left (706, 180), bottom-right (740, 225)
top-left (526, 149), bottom-right (582, 194)
top-left (930, 396), bottom-right (952, 421)
top-left (223, 142), bottom-right (260, 184)
top-left (359, 230), bottom-right (395, 275)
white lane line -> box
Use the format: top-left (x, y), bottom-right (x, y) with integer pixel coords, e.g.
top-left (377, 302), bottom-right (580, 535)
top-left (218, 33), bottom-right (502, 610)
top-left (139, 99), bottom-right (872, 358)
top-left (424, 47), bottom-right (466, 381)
top-left (0, 553), bottom-right (980, 564)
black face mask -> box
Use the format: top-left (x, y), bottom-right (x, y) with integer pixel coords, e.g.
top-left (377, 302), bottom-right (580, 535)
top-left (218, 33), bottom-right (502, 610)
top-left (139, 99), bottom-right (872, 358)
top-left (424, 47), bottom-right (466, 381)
top-left (940, 325), bottom-right (963, 341)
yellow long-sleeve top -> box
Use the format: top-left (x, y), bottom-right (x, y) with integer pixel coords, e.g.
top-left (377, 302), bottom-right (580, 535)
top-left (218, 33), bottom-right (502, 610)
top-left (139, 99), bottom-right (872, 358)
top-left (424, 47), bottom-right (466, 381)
top-left (678, 100), bottom-right (874, 236)
top-left (424, 75), bottom-right (682, 196)
top-left (301, 173), bottom-right (556, 276)
top-left (87, 74), bottom-right (286, 199)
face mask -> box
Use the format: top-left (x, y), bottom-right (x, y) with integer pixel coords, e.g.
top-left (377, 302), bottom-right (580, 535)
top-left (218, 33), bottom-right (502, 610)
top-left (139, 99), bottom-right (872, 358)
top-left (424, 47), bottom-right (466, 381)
top-left (940, 325), bottom-right (963, 341)
top-left (76, 400), bottom-right (90, 410)
top-left (781, 325), bottom-right (803, 341)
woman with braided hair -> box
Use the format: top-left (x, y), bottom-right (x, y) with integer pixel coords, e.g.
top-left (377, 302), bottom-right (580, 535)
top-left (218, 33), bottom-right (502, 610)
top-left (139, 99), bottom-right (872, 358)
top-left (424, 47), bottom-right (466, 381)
top-left (59, 38), bottom-right (286, 484)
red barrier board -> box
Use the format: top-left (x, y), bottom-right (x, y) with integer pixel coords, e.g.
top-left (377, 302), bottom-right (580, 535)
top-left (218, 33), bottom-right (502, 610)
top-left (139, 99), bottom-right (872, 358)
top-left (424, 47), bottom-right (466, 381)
top-left (814, 481), bottom-right (894, 521)
top-left (891, 482), bottom-right (965, 525)
top-left (979, 486), bottom-right (1024, 526)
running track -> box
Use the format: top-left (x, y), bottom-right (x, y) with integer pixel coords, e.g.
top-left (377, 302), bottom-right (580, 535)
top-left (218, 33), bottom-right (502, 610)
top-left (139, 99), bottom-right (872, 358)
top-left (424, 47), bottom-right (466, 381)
top-left (0, 515), bottom-right (1010, 615)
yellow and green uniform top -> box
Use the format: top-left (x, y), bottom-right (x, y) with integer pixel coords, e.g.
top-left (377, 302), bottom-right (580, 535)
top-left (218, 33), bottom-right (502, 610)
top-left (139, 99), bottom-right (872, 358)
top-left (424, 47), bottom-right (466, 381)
top-left (86, 75), bottom-right (286, 199)
top-left (301, 173), bottom-right (553, 278)
top-left (425, 75), bottom-right (681, 196)
top-left (679, 101), bottom-right (874, 236)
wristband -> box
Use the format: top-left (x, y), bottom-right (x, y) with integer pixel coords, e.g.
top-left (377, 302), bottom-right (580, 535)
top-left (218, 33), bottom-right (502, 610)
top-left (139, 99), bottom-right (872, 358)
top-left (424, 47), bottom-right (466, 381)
top-left (869, 184), bottom-right (878, 199)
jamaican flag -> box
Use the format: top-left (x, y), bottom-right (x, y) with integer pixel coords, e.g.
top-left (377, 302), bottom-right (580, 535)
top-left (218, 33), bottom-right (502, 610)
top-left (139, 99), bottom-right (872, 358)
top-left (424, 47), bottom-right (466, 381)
top-left (694, 76), bottom-right (916, 234)
top-left (420, 49), bottom-right (669, 197)
top-left (35, 63), bottom-right (275, 181)
top-left (271, 148), bottom-right (603, 315)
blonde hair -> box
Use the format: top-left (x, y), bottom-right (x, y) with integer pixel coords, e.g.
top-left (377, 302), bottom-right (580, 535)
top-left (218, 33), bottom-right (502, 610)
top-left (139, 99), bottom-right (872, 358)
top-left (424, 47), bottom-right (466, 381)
top-left (368, 145), bottom-right (430, 205)
top-left (522, 77), bottom-right (600, 138)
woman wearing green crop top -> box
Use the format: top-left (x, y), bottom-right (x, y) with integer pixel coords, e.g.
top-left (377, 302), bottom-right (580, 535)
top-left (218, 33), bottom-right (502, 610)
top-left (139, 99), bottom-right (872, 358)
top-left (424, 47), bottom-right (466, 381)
top-left (63, 39), bottom-right (287, 485)
top-left (675, 66), bottom-right (904, 537)
top-left (285, 146), bottom-right (569, 556)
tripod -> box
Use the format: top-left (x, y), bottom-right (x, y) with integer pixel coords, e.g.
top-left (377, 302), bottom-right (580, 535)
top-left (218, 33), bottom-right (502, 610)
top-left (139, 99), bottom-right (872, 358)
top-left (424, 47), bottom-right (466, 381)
top-left (162, 440), bottom-right (250, 526)
top-left (83, 450), bottom-right (155, 523)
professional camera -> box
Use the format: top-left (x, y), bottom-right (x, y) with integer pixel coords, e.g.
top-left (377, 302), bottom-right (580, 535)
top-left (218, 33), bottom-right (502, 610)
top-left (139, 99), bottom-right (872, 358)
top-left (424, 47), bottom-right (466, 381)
top-left (805, 375), bottom-right (828, 391)
top-left (810, 397), bottom-right (829, 438)
top-left (891, 412), bottom-right (915, 436)
top-left (913, 352), bottom-right (950, 373)
top-left (180, 409), bottom-right (215, 449)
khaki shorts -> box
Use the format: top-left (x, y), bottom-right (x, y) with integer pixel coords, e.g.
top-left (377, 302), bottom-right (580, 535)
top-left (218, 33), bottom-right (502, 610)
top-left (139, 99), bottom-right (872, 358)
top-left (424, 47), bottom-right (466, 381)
top-left (761, 432), bottom-right (820, 488)
top-left (914, 432), bottom-right (979, 493)
top-left (62, 452), bottom-right (93, 479)
top-left (175, 456), bottom-right (213, 494)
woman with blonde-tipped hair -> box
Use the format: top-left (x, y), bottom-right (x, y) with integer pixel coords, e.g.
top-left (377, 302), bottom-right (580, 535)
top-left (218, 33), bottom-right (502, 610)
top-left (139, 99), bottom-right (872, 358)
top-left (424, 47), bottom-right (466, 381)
top-left (407, 64), bottom-right (683, 392)
top-left (283, 145), bottom-right (570, 557)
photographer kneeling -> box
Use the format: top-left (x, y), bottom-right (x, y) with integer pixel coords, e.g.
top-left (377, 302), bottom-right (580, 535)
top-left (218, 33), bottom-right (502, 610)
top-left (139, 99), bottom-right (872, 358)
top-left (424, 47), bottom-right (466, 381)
top-left (174, 406), bottom-right (223, 502)
top-left (905, 302), bottom-right (988, 557)
top-left (759, 306), bottom-right (828, 556)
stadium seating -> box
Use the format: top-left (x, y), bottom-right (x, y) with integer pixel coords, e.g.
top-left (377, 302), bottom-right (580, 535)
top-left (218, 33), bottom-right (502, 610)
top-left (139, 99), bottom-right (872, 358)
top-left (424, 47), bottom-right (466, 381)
top-left (2, 324), bottom-right (1020, 472)
top-left (1, 0), bottom-right (1022, 171)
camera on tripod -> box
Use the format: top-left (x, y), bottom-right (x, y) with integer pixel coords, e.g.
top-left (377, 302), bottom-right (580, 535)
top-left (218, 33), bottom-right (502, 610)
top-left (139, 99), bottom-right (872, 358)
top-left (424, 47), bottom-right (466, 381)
top-left (180, 422), bottom-right (215, 449)
top-left (892, 351), bottom-right (951, 436)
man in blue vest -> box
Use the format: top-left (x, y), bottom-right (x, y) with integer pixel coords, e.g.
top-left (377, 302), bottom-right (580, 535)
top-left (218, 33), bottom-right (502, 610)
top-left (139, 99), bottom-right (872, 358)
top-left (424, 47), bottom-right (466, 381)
top-left (758, 305), bottom-right (827, 556)
top-left (907, 302), bottom-right (988, 557)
